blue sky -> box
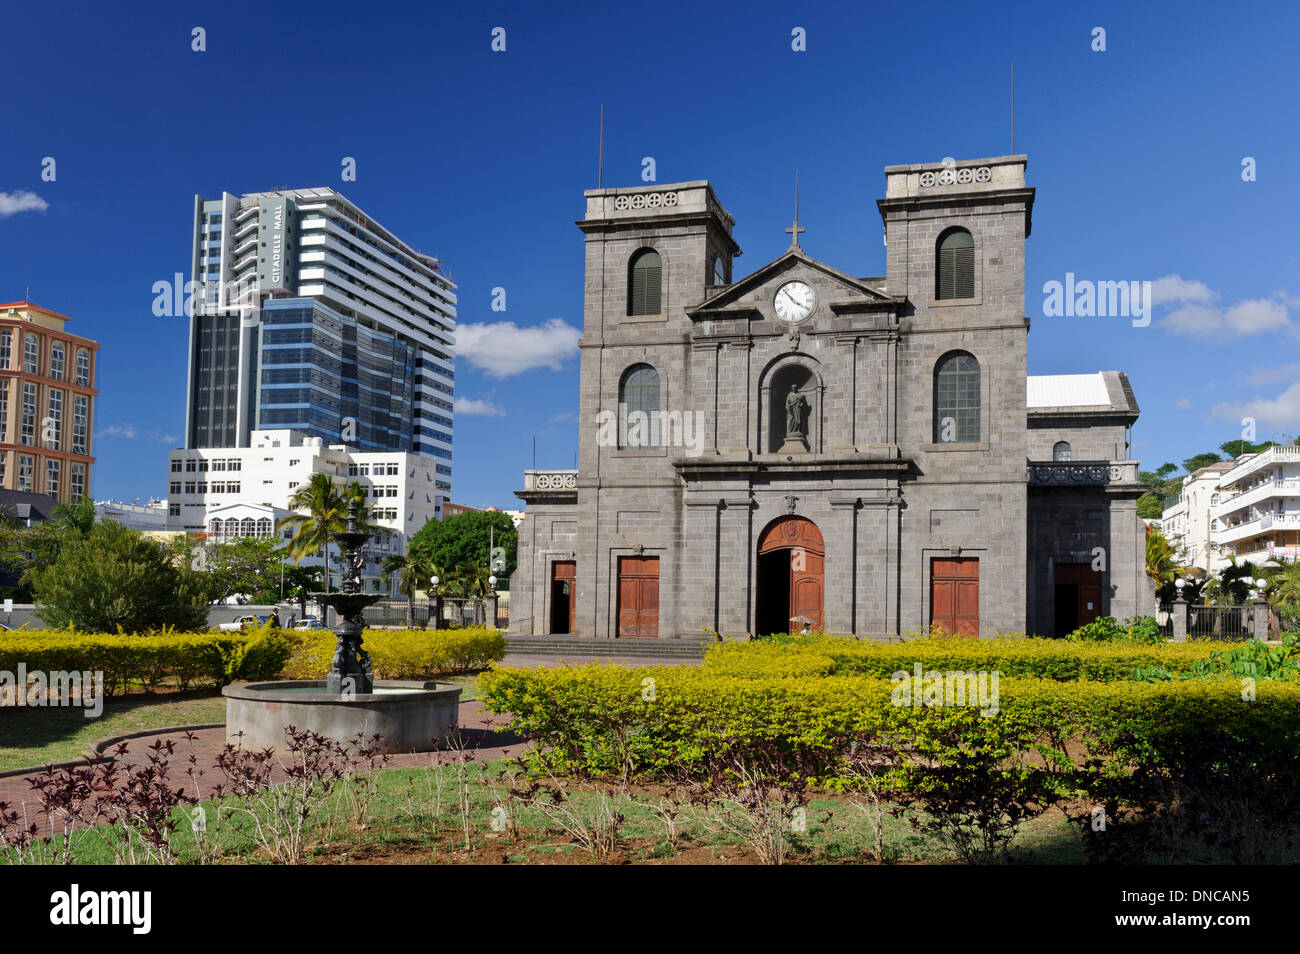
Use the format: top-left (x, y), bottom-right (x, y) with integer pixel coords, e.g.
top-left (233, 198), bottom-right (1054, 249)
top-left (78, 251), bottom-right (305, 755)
top-left (2, 0), bottom-right (1297, 507)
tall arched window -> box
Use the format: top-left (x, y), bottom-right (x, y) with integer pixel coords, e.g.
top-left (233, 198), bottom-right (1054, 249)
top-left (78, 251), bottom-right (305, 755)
top-left (933, 351), bottom-right (981, 443)
top-left (628, 249), bottom-right (662, 316)
top-left (936, 228), bottom-right (975, 300)
top-left (1053, 441), bottom-right (1072, 462)
top-left (49, 343), bottom-right (65, 381)
top-left (618, 363), bottom-right (660, 448)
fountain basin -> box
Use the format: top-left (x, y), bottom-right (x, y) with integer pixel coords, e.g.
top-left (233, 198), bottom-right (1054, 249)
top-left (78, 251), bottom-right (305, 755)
top-left (222, 680), bottom-right (462, 753)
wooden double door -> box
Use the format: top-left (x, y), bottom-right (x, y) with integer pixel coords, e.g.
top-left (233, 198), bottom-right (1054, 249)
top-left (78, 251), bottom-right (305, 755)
top-left (617, 556), bottom-right (660, 638)
top-left (1053, 561), bottom-right (1103, 636)
top-left (931, 557), bottom-right (979, 637)
top-left (756, 516), bottom-right (825, 635)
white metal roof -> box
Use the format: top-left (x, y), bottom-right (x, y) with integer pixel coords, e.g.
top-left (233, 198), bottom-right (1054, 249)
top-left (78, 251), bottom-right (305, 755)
top-left (1026, 373), bottom-right (1110, 409)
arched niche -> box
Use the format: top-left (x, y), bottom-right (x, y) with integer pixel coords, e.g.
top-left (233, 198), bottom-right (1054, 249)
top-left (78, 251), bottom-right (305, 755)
top-left (759, 357), bottom-right (823, 454)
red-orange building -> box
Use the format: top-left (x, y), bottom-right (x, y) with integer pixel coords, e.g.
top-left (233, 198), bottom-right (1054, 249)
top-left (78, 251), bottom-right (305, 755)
top-left (0, 302), bottom-right (99, 504)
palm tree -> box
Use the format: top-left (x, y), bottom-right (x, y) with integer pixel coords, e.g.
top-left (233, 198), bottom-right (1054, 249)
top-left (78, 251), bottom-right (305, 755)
top-left (276, 473), bottom-right (348, 595)
top-left (381, 551), bottom-right (434, 619)
top-left (1204, 554), bottom-right (1258, 606)
top-left (1145, 524), bottom-right (1183, 602)
top-left (1265, 559), bottom-right (1300, 630)
top-left (50, 496), bottom-right (97, 537)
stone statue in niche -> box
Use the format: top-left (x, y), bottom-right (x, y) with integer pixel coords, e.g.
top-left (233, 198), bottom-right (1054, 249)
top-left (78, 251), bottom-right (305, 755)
top-left (779, 383), bottom-right (810, 454)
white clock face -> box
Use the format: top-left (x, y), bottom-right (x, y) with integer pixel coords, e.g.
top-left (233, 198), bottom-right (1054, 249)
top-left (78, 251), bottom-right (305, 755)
top-left (773, 280), bottom-right (814, 323)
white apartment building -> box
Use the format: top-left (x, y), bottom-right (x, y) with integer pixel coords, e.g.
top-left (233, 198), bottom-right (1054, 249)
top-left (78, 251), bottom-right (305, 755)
top-left (166, 428), bottom-right (442, 594)
top-left (1160, 461), bottom-right (1235, 570)
top-left (1211, 445), bottom-right (1300, 568)
top-left (95, 498), bottom-right (168, 531)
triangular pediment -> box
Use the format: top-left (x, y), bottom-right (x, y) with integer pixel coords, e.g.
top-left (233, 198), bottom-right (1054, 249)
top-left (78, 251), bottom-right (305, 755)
top-left (687, 246), bottom-right (897, 320)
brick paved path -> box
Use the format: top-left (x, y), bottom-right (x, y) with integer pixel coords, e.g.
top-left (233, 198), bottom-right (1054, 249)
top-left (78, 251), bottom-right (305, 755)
top-left (0, 653), bottom-right (699, 836)
top-left (0, 700), bottom-right (524, 836)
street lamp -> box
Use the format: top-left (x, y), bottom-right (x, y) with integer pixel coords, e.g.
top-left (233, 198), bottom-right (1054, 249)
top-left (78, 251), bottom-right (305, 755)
top-left (430, 575), bottom-right (441, 630)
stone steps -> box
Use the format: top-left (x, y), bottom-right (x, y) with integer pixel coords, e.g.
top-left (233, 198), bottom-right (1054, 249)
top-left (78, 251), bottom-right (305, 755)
top-left (503, 635), bottom-right (710, 659)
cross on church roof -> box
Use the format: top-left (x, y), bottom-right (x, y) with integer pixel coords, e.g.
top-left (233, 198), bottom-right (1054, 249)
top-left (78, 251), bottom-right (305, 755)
top-left (786, 172), bottom-right (805, 249)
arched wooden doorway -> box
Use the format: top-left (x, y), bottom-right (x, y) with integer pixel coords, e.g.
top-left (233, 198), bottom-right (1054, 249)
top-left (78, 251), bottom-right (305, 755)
top-left (756, 516), bottom-right (824, 635)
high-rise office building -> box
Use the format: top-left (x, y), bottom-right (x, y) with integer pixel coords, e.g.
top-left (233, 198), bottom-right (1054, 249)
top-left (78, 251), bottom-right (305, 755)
top-left (184, 188), bottom-right (454, 497)
top-left (0, 301), bottom-right (98, 504)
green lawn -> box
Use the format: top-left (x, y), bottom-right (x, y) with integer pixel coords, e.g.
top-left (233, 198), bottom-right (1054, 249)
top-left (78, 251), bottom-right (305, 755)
top-left (0, 673), bottom-right (481, 773)
top-left (0, 690), bottom-right (228, 772)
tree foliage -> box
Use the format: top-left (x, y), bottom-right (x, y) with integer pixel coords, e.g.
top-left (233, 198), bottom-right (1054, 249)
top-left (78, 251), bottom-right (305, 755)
top-left (410, 510), bottom-right (516, 590)
top-left (26, 521), bottom-right (211, 633)
top-left (167, 534), bottom-right (293, 604)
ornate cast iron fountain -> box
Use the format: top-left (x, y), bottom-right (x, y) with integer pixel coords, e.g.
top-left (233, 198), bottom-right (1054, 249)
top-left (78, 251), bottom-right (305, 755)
top-left (223, 496), bottom-right (461, 753)
top-left (321, 499), bottom-right (382, 695)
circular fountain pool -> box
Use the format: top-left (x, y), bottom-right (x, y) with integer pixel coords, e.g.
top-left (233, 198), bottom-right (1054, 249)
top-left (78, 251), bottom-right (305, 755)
top-left (222, 680), bottom-right (462, 753)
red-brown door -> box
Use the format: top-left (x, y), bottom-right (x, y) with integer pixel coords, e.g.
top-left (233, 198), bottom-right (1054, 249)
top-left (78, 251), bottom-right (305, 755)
top-left (758, 517), bottom-right (824, 632)
top-left (931, 558), bottom-right (979, 637)
top-left (550, 561), bottom-right (576, 634)
top-left (1056, 562), bottom-right (1103, 629)
top-left (617, 556), bottom-right (659, 638)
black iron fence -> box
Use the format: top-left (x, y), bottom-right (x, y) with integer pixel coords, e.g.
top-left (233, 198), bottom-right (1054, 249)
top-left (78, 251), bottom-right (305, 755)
top-left (360, 598), bottom-right (508, 629)
top-left (1159, 602), bottom-right (1269, 641)
top-left (1156, 605), bottom-right (1175, 639)
top-left (1187, 604), bottom-right (1251, 641)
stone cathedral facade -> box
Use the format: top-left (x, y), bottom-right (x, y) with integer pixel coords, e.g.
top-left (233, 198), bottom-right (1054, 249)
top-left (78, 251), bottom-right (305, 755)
top-left (510, 155), bottom-right (1153, 640)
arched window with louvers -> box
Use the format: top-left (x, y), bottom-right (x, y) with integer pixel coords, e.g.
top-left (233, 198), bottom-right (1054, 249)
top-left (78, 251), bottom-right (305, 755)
top-left (627, 249), bottom-right (662, 316)
top-left (936, 228), bottom-right (975, 300)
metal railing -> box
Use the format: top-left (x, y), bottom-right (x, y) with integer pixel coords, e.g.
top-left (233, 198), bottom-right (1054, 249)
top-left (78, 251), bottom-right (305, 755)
top-left (1027, 460), bottom-right (1140, 486)
top-left (1187, 604), bottom-right (1251, 641)
top-left (360, 598), bottom-right (508, 629)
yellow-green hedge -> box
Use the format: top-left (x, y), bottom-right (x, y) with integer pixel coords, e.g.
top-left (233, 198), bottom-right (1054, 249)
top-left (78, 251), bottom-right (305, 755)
top-left (479, 663), bottom-right (1300, 785)
top-left (0, 626), bottom-right (292, 695)
top-left (702, 636), bottom-right (1221, 682)
top-left (283, 626), bottom-right (505, 680)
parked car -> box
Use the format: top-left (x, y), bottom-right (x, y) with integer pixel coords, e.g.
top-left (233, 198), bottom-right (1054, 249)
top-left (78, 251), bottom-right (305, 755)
top-left (218, 615), bottom-right (260, 633)
top-left (293, 617), bottom-right (328, 631)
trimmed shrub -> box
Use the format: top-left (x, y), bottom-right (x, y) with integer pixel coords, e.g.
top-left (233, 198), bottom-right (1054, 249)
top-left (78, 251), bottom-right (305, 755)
top-left (702, 635), bottom-right (1219, 682)
top-left (0, 626), bottom-right (292, 695)
top-left (479, 664), bottom-right (1300, 788)
top-left (282, 626), bottom-right (505, 680)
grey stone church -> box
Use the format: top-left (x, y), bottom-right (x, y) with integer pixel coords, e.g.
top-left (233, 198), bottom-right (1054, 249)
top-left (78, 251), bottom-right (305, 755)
top-left (510, 155), bottom-right (1153, 640)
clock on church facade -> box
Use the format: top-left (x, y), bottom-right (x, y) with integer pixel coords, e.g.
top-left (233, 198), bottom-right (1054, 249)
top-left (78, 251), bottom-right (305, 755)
top-left (510, 157), bottom-right (1152, 640)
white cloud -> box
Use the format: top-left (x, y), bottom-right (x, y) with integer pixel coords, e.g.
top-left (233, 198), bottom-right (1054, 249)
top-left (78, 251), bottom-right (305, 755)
top-left (1149, 274), bottom-right (1294, 339)
top-left (1210, 382), bottom-right (1300, 429)
top-left (1162, 304), bottom-right (1224, 338)
top-left (96, 424), bottom-right (137, 439)
top-left (453, 396), bottom-right (505, 417)
top-left (1224, 298), bottom-right (1290, 335)
top-left (0, 191), bottom-right (49, 218)
top-left (94, 425), bottom-right (177, 443)
top-left (1160, 295), bottom-right (1292, 339)
top-left (1175, 398), bottom-right (1191, 409)
top-left (1247, 361), bottom-right (1300, 386)
top-left (1151, 274), bottom-right (1215, 307)
top-left (455, 318), bottom-right (580, 377)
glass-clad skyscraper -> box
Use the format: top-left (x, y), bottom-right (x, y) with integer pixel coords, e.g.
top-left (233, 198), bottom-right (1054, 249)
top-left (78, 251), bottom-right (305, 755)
top-left (183, 187), bottom-right (454, 499)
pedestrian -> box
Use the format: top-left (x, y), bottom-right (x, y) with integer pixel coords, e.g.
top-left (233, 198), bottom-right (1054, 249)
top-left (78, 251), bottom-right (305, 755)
top-left (287, 613), bottom-right (296, 629)
top-left (270, 608), bottom-right (281, 629)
